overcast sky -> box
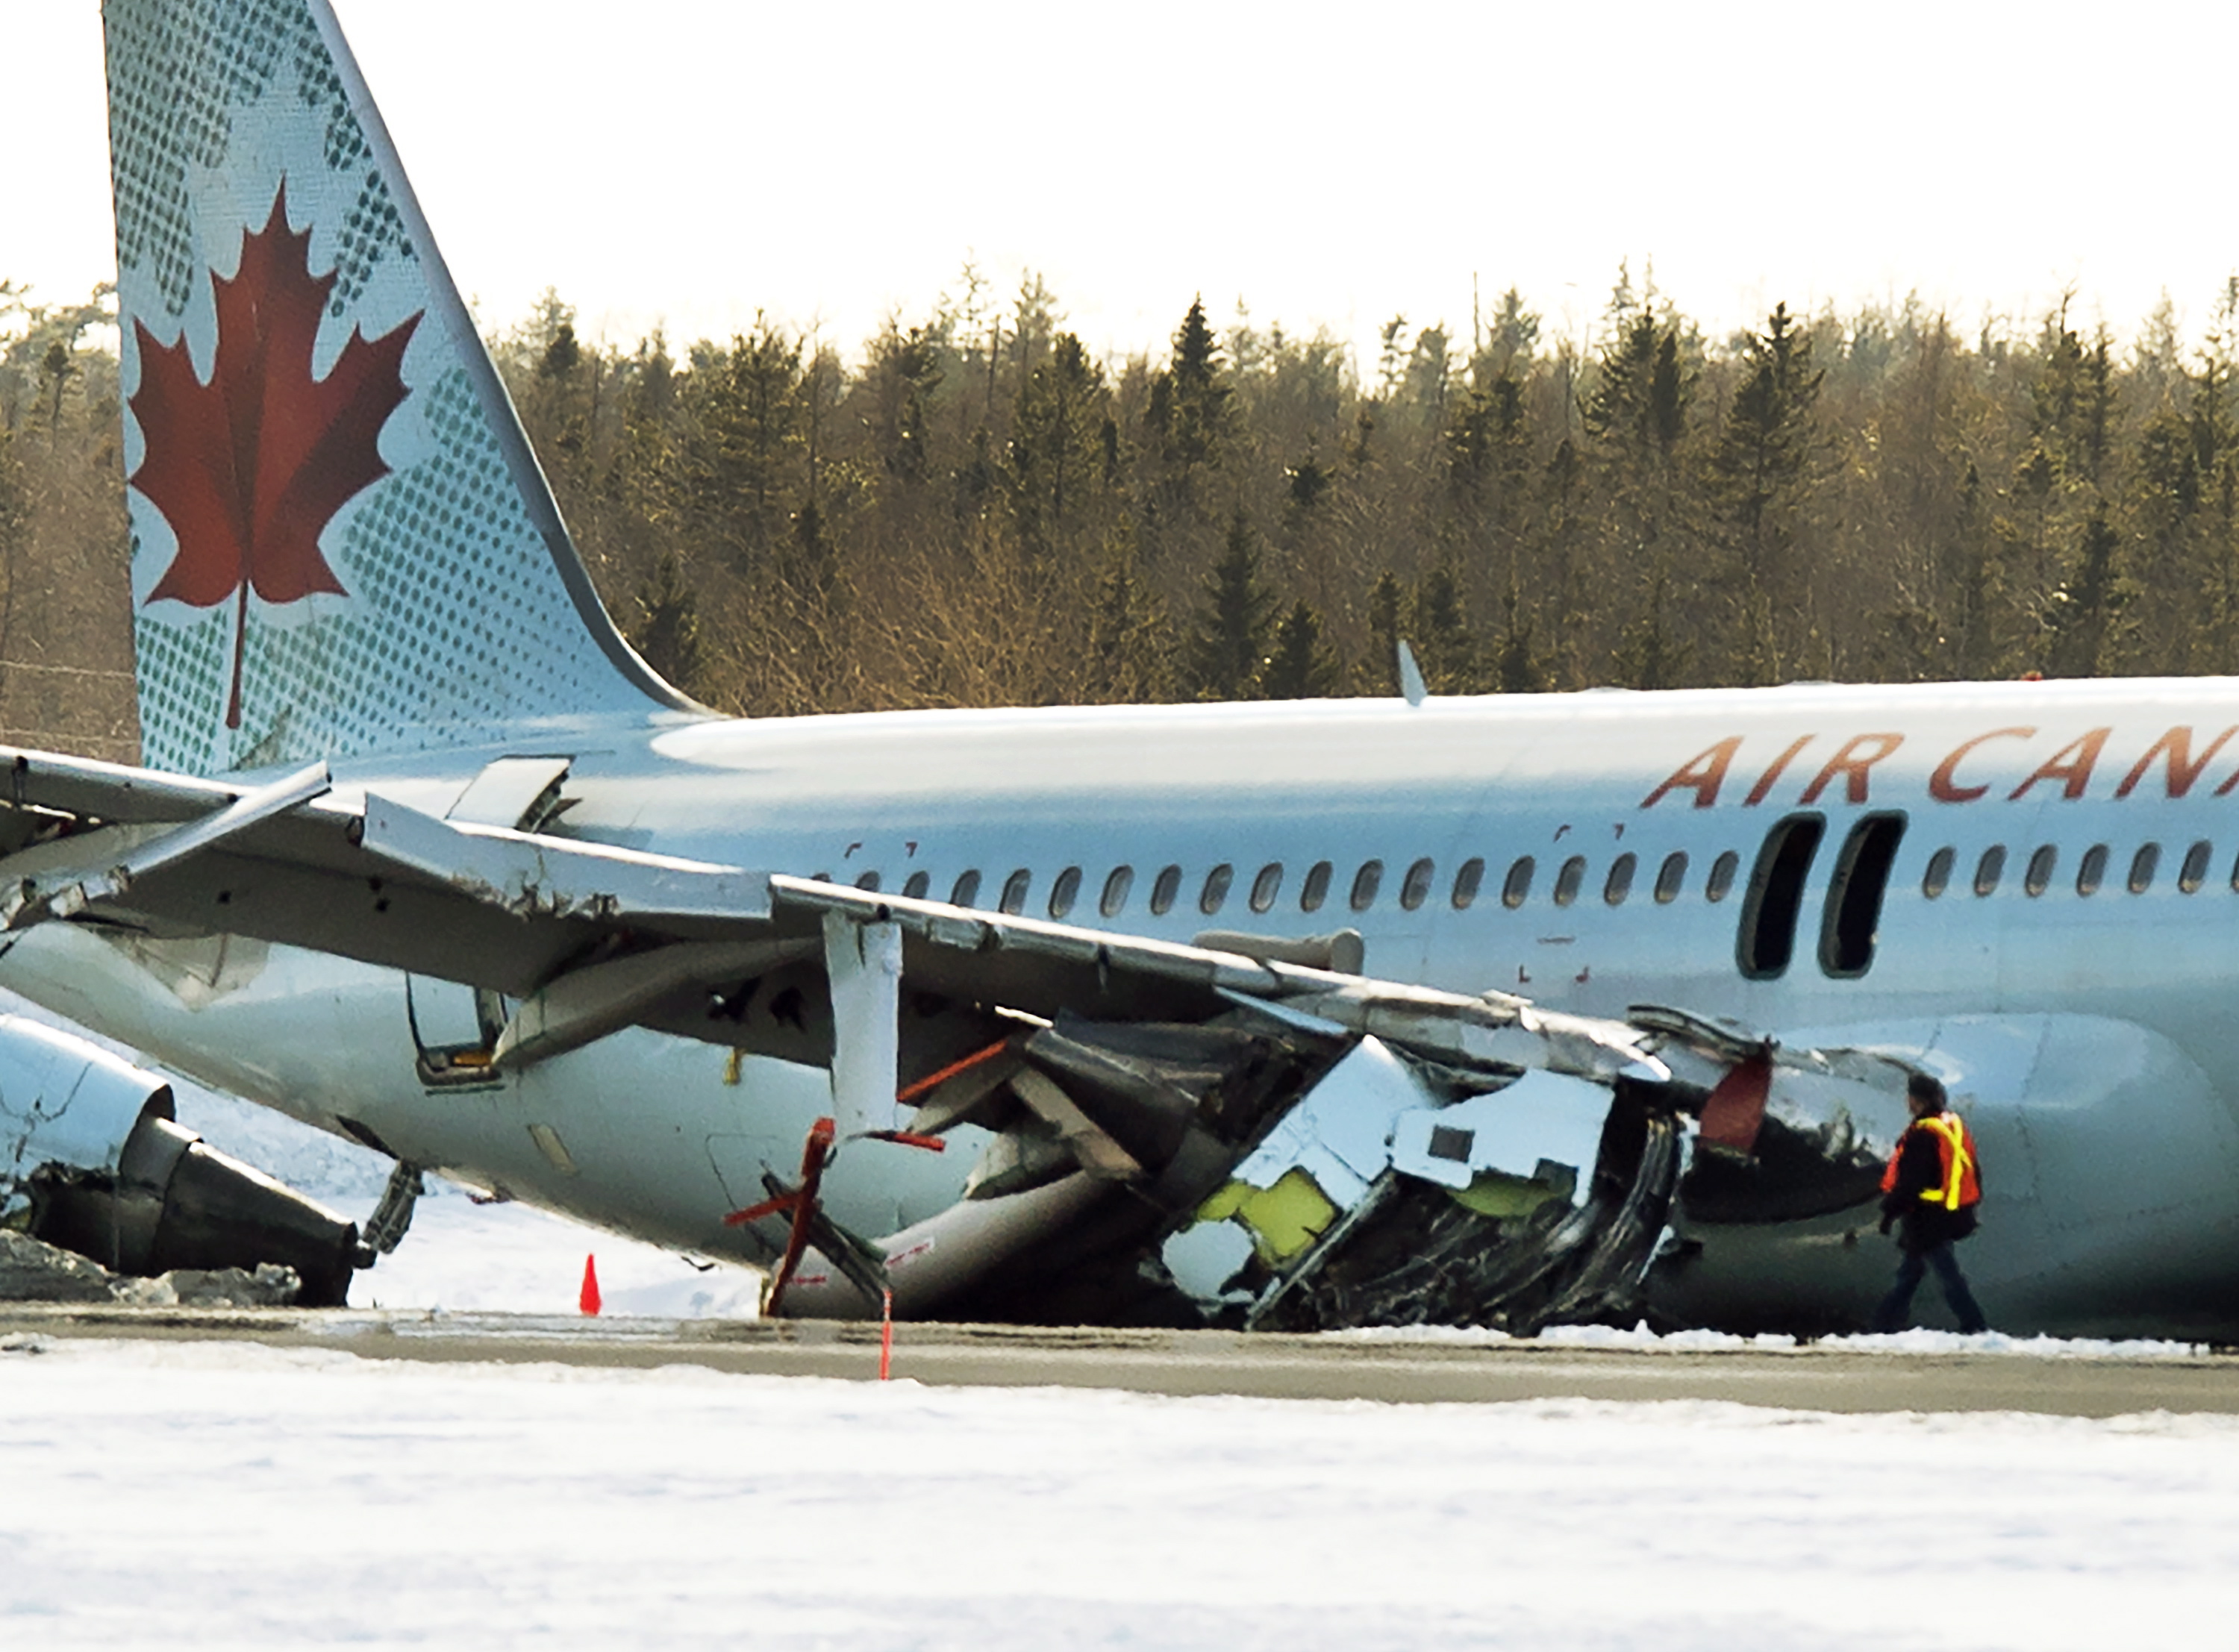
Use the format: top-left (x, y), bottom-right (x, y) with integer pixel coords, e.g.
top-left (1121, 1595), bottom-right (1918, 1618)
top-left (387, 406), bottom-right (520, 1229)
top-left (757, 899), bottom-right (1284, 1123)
top-left (5, 0), bottom-right (2236, 374)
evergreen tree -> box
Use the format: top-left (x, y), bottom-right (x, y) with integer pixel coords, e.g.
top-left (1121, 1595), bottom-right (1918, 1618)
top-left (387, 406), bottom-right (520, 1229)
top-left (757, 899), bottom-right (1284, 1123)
top-left (1183, 511), bottom-right (1275, 699)
top-left (1492, 581), bottom-right (1542, 693)
top-left (866, 322), bottom-right (945, 484)
top-left (678, 322), bottom-right (806, 575)
top-left (1708, 303), bottom-right (1825, 682)
top-left (1261, 601), bottom-right (1343, 698)
top-left (1084, 523), bottom-right (1169, 702)
top-left (1146, 297), bottom-right (1232, 472)
top-left (1009, 332), bottom-right (1109, 560)
top-left (2046, 507), bottom-right (2128, 678)
top-left (1403, 325), bottom-right (1452, 425)
top-left (1474, 287), bottom-right (1539, 381)
top-left (1411, 561), bottom-right (1478, 692)
top-left (2189, 292), bottom-right (2239, 668)
top-left (539, 320), bottom-right (583, 381)
top-left (1586, 311), bottom-right (1685, 457)
top-left (631, 552), bottom-right (704, 694)
top-left (1611, 567), bottom-right (1691, 690)
top-left (1367, 569), bottom-right (1405, 691)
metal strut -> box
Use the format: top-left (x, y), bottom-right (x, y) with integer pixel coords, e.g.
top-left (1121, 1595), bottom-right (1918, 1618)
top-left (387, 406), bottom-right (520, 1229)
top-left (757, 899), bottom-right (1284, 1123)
top-left (357, 1161), bottom-right (425, 1265)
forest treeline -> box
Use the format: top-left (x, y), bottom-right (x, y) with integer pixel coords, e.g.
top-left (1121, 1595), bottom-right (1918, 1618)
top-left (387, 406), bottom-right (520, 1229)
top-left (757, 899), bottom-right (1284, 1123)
top-left (6, 266), bottom-right (2239, 752)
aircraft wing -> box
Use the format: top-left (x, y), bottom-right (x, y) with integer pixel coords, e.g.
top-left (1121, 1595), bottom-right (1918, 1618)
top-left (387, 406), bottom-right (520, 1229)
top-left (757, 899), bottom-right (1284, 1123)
top-left (0, 745), bottom-right (1917, 1331)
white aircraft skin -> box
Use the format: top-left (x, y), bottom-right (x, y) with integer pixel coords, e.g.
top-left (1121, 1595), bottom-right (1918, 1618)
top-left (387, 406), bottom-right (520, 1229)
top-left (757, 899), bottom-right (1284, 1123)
top-left (11, 0), bottom-right (2237, 1336)
top-left (12, 678), bottom-right (2239, 1335)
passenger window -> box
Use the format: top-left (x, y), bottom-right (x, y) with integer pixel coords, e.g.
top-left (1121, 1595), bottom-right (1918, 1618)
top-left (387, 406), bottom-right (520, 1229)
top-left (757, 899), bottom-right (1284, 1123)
top-left (1973, 846), bottom-right (2005, 897)
top-left (1922, 848), bottom-right (1953, 899)
top-left (1049, 866), bottom-right (1082, 919)
top-left (2129, 843), bottom-right (2160, 894)
top-left (1350, 860), bottom-right (1384, 910)
top-left (1100, 866), bottom-right (1134, 916)
top-left (1502, 857), bottom-right (1534, 908)
top-left (1737, 814), bottom-right (1824, 979)
top-left (951, 869), bottom-right (982, 907)
top-left (854, 870), bottom-right (882, 892)
top-left (1250, 863), bottom-right (1283, 913)
top-left (1150, 865), bottom-right (1182, 916)
top-left (1452, 858), bottom-right (1485, 910)
top-left (2077, 844), bottom-right (2108, 896)
top-left (1200, 863), bottom-right (1234, 915)
top-left (1001, 869), bottom-right (1032, 914)
top-left (2023, 845), bottom-right (2055, 897)
top-left (1705, 851), bottom-right (1740, 903)
top-left (1820, 813), bottom-right (1906, 977)
top-left (1400, 858), bottom-right (1435, 910)
top-left (1603, 853), bottom-right (1636, 905)
top-left (1552, 856), bottom-right (1586, 907)
top-left (902, 871), bottom-right (931, 900)
top-left (1654, 852), bottom-right (1687, 904)
top-left (2181, 840), bottom-right (2213, 893)
top-left (1300, 861), bottom-right (1332, 913)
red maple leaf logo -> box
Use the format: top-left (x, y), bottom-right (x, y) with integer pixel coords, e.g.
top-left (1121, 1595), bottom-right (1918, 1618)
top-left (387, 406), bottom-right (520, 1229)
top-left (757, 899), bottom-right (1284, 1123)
top-left (130, 183), bottom-right (422, 728)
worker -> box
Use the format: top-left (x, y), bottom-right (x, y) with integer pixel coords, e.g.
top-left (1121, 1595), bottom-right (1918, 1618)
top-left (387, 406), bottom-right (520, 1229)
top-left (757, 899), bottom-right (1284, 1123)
top-left (1870, 1072), bottom-right (1989, 1335)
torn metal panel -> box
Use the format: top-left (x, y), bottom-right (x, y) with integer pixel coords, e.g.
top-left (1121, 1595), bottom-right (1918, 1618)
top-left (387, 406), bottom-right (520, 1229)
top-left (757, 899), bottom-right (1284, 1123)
top-left (1161, 1218), bottom-right (1257, 1303)
top-left (907, 1042), bottom-right (1027, 1136)
top-left (1628, 1004), bottom-right (1771, 1065)
top-left (825, 913), bottom-right (903, 1138)
top-left (2, 761), bottom-right (331, 927)
top-left (1008, 1068), bottom-right (1144, 1182)
top-left (448, 756), bottom-right (573, 829)
top-left (1230, 1036), bottom-right (1434, 1207)
top-left (1390, 1069), bottom-right (1611, 1203)
top-left (1673, 1063), bottom-right (1911, 1225)
top-left (1214, 987), bottom-right (1351, 1039)
top-left (360, 792), bottom-right (772, 922)
top-left (1249, 1092), bottom-right (1679, 1334)
top-left (962, 1116), bottom-right (1081, 1200)
top-left (1019, 1026), bottom-right (1198, 1171)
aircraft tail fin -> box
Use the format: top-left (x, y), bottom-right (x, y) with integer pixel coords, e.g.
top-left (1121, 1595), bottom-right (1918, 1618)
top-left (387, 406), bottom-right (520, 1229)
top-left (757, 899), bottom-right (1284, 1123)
top-left (104, 0), bottom-right (693, 776)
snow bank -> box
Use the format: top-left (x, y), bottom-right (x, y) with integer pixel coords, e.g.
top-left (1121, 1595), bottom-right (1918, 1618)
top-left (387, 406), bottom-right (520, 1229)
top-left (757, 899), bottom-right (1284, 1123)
top-left (1331, 1321), bottom-right (2208, 1359)
top-left (2, 1337), bottom-right (2236, 1648)
top-left (1538, 1321), bottom-right (2205, 1359)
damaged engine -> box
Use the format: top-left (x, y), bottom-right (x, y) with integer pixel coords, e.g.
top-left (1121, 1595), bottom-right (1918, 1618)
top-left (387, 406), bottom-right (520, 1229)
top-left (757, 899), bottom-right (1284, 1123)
top-left (0, 1014), bottom-right (361, 1306)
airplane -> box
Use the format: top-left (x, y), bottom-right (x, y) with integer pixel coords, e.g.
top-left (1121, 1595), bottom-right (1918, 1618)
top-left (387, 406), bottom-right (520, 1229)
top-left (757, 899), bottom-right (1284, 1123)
top-left (3, 0), bottom-right (2236, 1339)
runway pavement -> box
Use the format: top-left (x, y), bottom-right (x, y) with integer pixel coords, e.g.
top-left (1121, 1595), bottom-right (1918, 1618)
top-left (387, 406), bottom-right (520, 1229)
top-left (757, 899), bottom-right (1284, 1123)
top-left (3, 1304), bottom-right (2235, 1414)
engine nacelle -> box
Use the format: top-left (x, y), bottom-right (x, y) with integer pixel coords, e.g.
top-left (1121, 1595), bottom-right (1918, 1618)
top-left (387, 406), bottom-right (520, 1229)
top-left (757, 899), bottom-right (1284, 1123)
top-left (0, 1014), bottom-right (360, 1305)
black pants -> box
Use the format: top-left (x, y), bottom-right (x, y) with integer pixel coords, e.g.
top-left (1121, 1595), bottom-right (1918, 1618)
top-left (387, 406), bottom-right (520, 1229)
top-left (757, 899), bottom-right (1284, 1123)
top-left (1873, 1241), bottom-right (1987, 1334)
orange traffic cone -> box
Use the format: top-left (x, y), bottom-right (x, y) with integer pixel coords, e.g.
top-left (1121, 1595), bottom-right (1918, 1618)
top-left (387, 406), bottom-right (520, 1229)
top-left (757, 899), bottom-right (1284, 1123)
top-left (579, 1254), bottom-right (602, 1316)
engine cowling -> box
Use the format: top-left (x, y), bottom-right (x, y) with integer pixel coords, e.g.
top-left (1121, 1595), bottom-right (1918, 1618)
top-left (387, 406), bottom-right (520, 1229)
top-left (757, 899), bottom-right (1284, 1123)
top-left (0, 1014), bottom-right (360, 1305)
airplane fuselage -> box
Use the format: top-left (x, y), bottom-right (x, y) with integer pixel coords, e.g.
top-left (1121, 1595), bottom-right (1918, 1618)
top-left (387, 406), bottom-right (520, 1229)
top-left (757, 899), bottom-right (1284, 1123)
top-left (10, 672), bottom-right (2239, 1333)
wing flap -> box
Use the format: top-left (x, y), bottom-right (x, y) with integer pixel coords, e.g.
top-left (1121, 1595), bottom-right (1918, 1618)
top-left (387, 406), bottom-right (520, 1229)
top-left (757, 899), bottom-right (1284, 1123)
top-left (0, 746), bottom-right (240, 825)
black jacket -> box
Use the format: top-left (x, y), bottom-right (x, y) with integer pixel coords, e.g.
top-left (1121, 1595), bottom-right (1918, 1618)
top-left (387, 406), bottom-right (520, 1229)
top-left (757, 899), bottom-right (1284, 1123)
top-left (1879, 1118), bottom-right (1981, 1253)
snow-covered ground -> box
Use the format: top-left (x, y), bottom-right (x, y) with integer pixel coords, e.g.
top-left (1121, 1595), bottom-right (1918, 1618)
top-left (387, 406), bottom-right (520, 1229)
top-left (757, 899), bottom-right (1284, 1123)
top-left (2, 1336), bottom-right (2236, 1649)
